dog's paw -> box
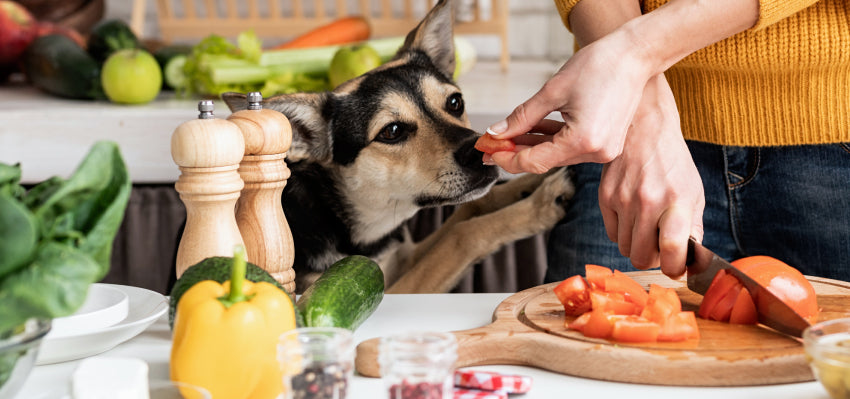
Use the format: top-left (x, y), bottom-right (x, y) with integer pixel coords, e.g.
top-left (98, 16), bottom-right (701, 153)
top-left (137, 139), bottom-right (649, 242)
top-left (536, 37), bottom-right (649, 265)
top-left (528, 167), bottom-right (575, 224)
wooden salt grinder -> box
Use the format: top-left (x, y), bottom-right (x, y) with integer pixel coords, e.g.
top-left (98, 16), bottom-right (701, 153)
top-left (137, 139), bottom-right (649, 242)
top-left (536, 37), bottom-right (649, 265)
top-left (228, 92), bottom-right (296, 295)
top-left (171, 100), bottom-right (246, 278)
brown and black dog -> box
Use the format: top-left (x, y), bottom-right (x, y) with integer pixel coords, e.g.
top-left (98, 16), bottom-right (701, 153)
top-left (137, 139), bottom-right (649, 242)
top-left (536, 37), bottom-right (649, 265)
top-left (223, 0), bottom-right (574, 294)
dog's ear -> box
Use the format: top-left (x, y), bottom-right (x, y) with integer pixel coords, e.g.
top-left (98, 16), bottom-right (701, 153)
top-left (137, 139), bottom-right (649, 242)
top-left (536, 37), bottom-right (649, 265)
top-left (395, 0), bottom-right (455, 79)
top-left (221, 91), bottom-right (333, 163)
top-left (221, 92), bottom-right (248, 112)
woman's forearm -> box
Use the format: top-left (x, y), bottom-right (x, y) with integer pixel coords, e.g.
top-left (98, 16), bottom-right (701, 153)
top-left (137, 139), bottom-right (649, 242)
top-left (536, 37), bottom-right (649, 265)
top-left (569, 0), bottom-right (643, 47)
top-left (614, 0), bottom-right (760, 76)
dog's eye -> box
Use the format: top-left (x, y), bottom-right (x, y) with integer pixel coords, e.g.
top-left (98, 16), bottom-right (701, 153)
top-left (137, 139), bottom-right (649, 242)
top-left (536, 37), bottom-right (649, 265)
top-left (376, 122), bottom-right (409, 144)
top-left (446, 93), bottom-right (464, 116)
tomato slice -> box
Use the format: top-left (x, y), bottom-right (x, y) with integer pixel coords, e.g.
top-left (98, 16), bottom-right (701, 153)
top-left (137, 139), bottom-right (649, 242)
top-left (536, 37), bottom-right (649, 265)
top-left (553, 275), bottom-right (592, 317)
top-left (590, 291), bottom-right (639, 315)
top-left (474, 134), bottom-right (516, 154)
top-left (707, 278), bottom-right (743, 322)
top-left (585, 264), bottom-right (613, 291)
top-left (728, 286), bottom-right (758, 325)
top-left (611, 316), bottom-right (661, 343)
top-left (604, 270), bottom-right (650, 308)
top-left (698, 270), bottom-right (740, 319)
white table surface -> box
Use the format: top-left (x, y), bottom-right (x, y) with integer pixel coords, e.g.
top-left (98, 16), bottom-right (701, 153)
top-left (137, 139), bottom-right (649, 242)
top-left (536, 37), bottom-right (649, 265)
top-left (16, 292), bottom-right (830, 399)
top-left (0, 61), bottom-right (560, 185)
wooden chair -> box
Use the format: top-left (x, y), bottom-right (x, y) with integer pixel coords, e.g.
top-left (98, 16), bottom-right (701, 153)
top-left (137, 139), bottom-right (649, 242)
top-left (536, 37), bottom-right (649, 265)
top-left (130, 0), bottom-right (510, 70)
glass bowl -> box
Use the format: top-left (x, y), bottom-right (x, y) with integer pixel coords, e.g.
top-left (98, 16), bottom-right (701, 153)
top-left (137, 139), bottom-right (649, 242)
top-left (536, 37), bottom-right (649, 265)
top-left (803, 318), bottom-right (850, 399)
top-left (0, 319), bottom-right (51, 398)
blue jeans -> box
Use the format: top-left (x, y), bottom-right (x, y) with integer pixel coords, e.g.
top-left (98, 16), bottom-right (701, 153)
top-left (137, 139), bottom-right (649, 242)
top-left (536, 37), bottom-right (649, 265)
top-left (545, 141), bottom-right (850, 283)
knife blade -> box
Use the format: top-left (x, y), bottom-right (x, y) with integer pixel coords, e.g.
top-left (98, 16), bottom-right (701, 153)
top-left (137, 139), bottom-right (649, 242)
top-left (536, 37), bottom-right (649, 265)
top-left (685, 238), bottom-right (811, 338)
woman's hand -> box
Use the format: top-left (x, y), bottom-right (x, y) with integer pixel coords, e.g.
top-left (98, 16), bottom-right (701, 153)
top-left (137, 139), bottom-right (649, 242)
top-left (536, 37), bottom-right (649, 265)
top-left (598, 74), bottom-right (704, 278)
top-left (484, 32), bottom-right (654, 174)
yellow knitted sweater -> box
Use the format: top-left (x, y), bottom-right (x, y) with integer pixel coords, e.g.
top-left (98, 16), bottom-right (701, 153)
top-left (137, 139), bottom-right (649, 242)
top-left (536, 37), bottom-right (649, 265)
top-left (553, 0), bottom-right (849, 146)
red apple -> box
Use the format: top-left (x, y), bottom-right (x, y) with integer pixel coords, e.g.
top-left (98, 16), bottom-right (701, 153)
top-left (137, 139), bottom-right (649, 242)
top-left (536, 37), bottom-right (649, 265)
top-left (0, 1), bottom-right (39, 66)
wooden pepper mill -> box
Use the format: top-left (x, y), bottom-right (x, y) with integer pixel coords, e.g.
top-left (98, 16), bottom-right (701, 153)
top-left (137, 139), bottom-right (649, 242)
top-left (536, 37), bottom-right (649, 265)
top-left (228, 92), bottom-right (297, 295)
top-left (171, 100), bottom-right (247, 278)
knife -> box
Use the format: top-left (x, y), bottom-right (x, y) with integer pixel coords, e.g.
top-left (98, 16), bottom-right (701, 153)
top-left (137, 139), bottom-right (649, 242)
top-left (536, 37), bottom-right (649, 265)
top-left (685, 238), bottom-right (811, 338)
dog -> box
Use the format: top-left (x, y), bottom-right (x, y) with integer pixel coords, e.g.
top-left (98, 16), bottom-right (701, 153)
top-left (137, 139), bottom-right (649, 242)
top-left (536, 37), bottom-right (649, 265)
top-left (223, 0), bottom-right (574, 294)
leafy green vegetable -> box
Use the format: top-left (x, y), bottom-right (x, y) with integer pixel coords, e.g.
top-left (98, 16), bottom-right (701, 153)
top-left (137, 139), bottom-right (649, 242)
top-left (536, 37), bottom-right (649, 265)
top-left (178, 30), bottom-right (329, 97)
top-left (176, 30), bottom-right (407, 98)
top-left (0, 141), bottom-right (131, 333)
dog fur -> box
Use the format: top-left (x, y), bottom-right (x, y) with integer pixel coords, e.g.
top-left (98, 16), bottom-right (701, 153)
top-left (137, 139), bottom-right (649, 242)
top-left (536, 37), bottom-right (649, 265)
top-left (223, 0), bottom-right (574, 294)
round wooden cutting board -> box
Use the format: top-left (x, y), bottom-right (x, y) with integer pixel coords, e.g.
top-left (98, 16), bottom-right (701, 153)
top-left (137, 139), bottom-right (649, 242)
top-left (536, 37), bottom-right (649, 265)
top-left (355, 271), bottom-right (850, 386)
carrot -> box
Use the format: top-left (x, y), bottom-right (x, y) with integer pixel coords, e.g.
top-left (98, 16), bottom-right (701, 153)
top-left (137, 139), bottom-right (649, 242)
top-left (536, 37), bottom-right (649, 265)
top-left (274, 16), bottom-right (371, 50)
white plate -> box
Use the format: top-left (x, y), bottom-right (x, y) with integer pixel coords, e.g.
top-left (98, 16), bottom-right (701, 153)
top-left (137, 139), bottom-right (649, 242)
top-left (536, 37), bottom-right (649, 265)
top-left (47, 284), bottom-right (129, 339)
top-left (36, 284), bottom-right (168, 365)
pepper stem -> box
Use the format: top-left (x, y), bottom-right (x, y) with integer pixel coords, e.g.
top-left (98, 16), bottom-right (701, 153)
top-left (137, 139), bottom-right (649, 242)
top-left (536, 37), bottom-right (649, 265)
top-left (219, 244), bottom-right (248, 307)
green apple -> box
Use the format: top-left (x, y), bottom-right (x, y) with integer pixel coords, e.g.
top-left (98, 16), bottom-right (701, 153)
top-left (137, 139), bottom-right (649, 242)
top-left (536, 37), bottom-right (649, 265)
top-left (101, 48), bottom-right (162, 104)
top-left (328, 44), bottom-right (382, 88)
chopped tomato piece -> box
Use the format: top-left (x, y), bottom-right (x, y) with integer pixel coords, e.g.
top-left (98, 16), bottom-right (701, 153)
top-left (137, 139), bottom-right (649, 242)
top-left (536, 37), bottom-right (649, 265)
top-left (611, 316), bottom-right (661, 343)
top-left (728, 286), bottom-right (758, 325)
top-left (658, 311), bottom-right (700, 341)
top-left (604, 270), bottom-right (650, 308)
top-left (582, 309), bottom-right (615, 339)
top-left (640, 293), bottom-right (679, 324)
top-left (567, 312), bottom-right (591, 332)
top-left (585, 264), bottom-right (613, 291)
top-left (474, 134), bottom-right (516, 154)
top-left (590, 291), bottom-right (639, 315)
top-left (553, 275), bottom-right (592, 317)
top-left (648, 284), bottom-right (682, 313)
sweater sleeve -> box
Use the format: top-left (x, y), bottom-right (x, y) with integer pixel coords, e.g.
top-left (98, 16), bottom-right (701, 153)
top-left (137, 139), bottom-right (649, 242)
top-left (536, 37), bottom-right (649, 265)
top-left (553, 0), bottom-right (584, 31)
top-left (752, 0), bottom-right (820, 30)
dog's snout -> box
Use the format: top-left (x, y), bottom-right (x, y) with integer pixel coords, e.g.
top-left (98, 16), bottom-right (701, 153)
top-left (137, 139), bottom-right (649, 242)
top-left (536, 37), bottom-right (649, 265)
top-left (455, 135), bottom-right (487, 167)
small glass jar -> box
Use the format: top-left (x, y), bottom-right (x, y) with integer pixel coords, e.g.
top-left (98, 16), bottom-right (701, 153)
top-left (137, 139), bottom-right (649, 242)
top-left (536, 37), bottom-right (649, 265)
top-left (378, 331), bottom-right (458, 399)
top-left (278, 327), bottom-right (354, 399)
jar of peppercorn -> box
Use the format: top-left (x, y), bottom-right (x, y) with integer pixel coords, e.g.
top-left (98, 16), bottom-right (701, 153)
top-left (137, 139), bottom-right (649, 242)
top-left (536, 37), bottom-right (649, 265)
top-left (278, 327), bottom-right (354, 399)
top-left (378, 331), bottom-right (458, 399)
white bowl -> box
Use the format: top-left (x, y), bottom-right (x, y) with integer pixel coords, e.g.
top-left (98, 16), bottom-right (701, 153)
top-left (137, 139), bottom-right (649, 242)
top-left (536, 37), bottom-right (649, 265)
top-left (47, 284), bottom-right (129, 339)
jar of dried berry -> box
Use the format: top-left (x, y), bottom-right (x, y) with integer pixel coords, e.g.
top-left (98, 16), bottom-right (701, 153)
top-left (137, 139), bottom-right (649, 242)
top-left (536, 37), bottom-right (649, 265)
top-left (378, 331), bottom-right (458, 399)
top-left (278, 327), bottom-right (354, 399)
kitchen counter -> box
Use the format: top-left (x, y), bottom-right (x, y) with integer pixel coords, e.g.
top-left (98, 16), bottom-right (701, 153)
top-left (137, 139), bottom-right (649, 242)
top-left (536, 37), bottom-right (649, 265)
top-left (15, 292), bottom-right (830, 399)
top-left (0, 60), bottom-right (561, 184)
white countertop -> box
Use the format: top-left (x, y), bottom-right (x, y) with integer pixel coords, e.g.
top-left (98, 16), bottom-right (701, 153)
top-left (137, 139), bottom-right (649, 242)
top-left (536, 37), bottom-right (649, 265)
top-left (16, 292), bottom-right (829, 399)
top-left (0, 61), bottom-right (560, 185)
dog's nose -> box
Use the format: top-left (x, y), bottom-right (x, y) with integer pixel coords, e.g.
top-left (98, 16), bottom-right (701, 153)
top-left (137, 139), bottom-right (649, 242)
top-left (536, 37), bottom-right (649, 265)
top-left (455, 136), bottom-right (491, 171)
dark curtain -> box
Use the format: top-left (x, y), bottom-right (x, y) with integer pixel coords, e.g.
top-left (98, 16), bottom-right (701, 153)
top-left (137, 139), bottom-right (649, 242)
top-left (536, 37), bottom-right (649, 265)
top-left (104, 185), bottom-right (548, 295)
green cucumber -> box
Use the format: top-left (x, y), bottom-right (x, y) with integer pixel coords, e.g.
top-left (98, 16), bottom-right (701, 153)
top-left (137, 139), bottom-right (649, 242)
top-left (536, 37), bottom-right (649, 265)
top-left (296, 255), bottom-right (384, 331)
top-left (21, 34), bottom-right (104, 100)
top-left (168, 256), bottom-right (303, 328)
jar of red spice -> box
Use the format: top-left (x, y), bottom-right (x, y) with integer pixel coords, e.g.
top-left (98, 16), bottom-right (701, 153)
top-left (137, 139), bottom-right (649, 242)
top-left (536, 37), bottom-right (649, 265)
top-left (378, 331), bottom-right (458, 399)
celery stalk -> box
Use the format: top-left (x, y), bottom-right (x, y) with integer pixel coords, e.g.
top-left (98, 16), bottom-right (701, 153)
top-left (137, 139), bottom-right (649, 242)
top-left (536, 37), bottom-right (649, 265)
top-left (258, 37), bottom-right (405, 67)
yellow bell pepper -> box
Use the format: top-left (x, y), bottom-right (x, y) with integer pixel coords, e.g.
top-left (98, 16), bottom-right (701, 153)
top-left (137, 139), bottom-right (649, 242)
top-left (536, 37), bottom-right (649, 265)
top-left (170, 245), bottom-right (297, 399)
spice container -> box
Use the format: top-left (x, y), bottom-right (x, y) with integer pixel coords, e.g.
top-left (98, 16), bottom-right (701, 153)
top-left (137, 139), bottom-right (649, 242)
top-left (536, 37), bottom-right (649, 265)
top-left (378, 331), bottom-right (458, 399)
top-left (278, 327), bottom-right (354, 399)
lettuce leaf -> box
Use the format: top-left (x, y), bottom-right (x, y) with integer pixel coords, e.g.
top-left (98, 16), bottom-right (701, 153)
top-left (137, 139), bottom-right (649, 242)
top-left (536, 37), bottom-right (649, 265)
top-left (0, 141), bottom-right (131, 332)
